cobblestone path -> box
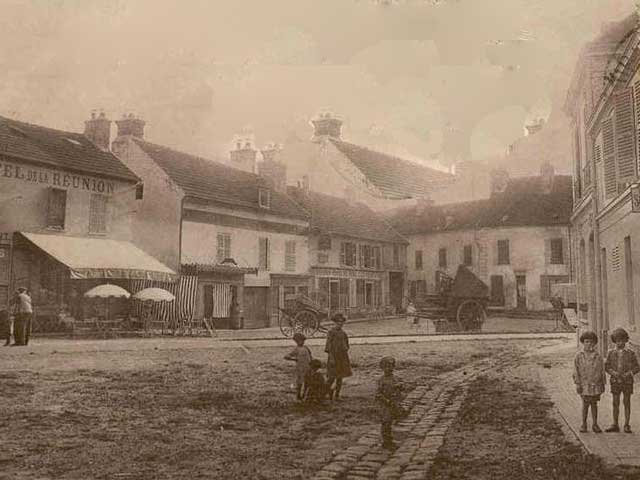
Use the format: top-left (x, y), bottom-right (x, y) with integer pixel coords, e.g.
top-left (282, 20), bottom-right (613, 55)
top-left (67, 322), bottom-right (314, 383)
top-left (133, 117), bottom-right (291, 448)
top-left (311, 353), bottom-right (513, 480)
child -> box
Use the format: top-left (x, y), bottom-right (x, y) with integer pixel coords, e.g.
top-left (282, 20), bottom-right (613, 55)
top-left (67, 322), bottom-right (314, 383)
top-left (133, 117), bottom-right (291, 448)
top-left (605, 327), bottom-right (640, 433)
top-left (304, 359), bottom-right (330, 404)
top-left (325, 313), bottom-right (352, 401)
top-left (573, 331), bottom-right (605, 433)
top-left (406, 301), bottom-right (418, 329)
top-left (376, 356), bottom-right (406, 450)
top-left (284, 332), bottom-right (312, 401)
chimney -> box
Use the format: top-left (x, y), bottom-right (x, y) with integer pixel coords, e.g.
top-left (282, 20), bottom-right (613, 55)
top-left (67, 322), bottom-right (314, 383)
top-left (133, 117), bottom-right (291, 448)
top-left (258, 143), bottom-right (287, 192)
top-left (84, 110), bottom-right (111, 151)
top-left (311, 111), bottom-right (343, 142)
top-left (540, 161), bottom-right (555, 194)
top-left (115, 113), bottom-right (145, 139)
top-left (490, 168), bottom-right (510, 196)
top-left (230, 135), bottom-right (257, 173)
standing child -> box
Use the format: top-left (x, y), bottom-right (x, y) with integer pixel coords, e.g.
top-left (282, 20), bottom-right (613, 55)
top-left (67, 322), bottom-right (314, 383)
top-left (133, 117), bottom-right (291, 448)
top-left (605, 327), bottom-right (640, 433)
top-left (573, 331), bottom-right (606, 433)
top-left (376, 356), bottom-right (406, 450)
top-left (284, 332), bottom-right (312, 401)
top-left (304, 359), bottom-right (330, 404)
top-left (325, 313), bottom-right (352, 401)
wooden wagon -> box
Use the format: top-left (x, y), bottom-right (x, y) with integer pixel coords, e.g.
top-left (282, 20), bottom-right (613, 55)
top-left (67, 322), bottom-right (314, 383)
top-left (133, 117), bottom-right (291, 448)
top-left (278, 294), bottom-right (330, 338)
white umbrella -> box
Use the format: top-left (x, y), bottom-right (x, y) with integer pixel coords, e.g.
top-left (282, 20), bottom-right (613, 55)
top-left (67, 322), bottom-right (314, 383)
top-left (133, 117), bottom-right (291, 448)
top-left (84, 284), bottom-right (130, 321)
top-left (84, 284), bottom-right (130, 299)
top-left (133, 287), bottom-right (175, 303)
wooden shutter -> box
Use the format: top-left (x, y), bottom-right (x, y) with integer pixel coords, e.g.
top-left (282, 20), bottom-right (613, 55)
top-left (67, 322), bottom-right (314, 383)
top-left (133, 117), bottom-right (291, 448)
top-left (544, 239), bottom-right (551, 265)
top-left (340, 243), bottom-right (346, 265)
top-left (635, 80), bottom-right (640, 165)
top-left (602, 117), bottom-right (617, 199)
top-left (615, 87), bottom-right (637, 184)
top-left (259, 237), bottom-right (269, 270)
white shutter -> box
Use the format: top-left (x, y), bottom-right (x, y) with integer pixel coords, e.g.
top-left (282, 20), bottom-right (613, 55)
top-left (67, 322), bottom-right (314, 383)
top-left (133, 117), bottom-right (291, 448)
top-left (615, 87), bottom-right (637, 184)
top-left (603, 117), bottom-right (617, 199)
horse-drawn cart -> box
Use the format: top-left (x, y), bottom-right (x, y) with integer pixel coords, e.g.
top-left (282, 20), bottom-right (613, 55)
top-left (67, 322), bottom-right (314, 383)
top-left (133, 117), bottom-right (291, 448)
top-left (278, 294), bottom-right (330, 338)
top-left (415, 265), bottom-right (489, 332)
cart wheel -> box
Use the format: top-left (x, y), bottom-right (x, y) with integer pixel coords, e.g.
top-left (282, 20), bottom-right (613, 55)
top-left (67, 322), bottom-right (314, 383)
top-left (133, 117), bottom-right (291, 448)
top-left (279, 314), bottom-right (296, 337)
top-left (456, 300), bottom-right (486, 331)
top-left (294, 310), bottom-right (320, 337)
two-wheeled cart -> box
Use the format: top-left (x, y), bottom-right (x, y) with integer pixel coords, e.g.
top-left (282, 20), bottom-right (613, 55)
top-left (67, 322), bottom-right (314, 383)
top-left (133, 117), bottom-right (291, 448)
top-left (278, 294), bottom-right (330, 338)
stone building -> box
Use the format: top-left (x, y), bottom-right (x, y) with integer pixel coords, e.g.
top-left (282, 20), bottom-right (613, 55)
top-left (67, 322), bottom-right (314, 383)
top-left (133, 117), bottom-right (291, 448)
top-left (565, 13), bottom-right (640, 350)
top-left (387, 167), bottom-right (572, 311)
top-left (112, 118), bottom-right (310, 329)
top-left (0, 113), bottom-right (175, 327)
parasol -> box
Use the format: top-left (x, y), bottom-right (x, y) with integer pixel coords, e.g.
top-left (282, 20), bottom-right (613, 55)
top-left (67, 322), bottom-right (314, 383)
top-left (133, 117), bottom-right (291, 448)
top-left (84, 284), bottom-right (130, 321)
top-left (133, 287), bottom-right (175, 303)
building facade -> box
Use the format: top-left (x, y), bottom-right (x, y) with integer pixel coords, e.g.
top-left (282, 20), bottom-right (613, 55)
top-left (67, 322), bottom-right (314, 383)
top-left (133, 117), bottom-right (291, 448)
top-left (565, 13), bottom-right (640, 350)
top-left (388, 169), bottom-right (573, 311)
top-left (0, 114), bottom-right (175, 328)
top-left (112, 120), bottom-right (311, 329)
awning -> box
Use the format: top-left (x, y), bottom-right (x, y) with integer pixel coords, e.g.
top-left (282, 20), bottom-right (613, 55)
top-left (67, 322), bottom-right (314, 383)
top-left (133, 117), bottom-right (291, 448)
top-left (19, 232), bottom-right (176, 283)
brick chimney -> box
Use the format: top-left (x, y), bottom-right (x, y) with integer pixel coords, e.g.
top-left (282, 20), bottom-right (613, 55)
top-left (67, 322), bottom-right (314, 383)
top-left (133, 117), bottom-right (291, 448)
top-left (258, 143), bottom-right (286, 192)
top-left (84, 110), bottom-right (111, 151)
top-left (490, 168), bottom-right (510, 196)
top-left (540, 161), bottom-right (555, 194)
top-left (115, 113), bottom-right (145, 139)
top-left (311, 111), bottom-right (343, 142)
top-left (230, 135), bottom-right (257, 173)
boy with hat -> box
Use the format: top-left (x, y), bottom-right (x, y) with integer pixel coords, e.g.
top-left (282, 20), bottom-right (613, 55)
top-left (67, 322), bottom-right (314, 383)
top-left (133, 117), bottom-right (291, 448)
top-left (605, 327), bottom-right (640, 433)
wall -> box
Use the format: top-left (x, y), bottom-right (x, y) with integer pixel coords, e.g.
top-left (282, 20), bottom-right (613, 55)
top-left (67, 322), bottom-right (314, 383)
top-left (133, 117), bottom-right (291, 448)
top-left (111, 137), bottom-right (184, 272)
top-left (407, 225), bottom-right (571, 310)
top-left (0, 157), bottom-right (135, 241)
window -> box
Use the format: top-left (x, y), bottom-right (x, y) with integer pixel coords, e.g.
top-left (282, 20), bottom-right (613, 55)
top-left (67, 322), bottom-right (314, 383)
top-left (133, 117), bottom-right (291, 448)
top-left (497, 239), bottom-right (510, 265)
top-left (550, 238), bottom-right (564, 264)
top-left (258, 188), bottom-right (271, 208)
top-left (490, 275), bottom-right (505, 306)
top-left (360, 245), bottom-right (374, 268)
top-left (540, 275), bottom-right (570, 302)
top-left (393, 245), bottom-right (400, 267)
top-left (216, 233), bottom-right (231, 262)
top-left (47, 188), bottom-right (67, 229)
top-left (463, 245), bottom-right (472, 266)
top-left (373, 246), bottom-right (381, 269)
top-left (356, 279), bottom-right (365, 307)
top-left (340, 242), bottom-right (357, 266)
top-left (88, 194), bottom-right (108, 234)
top-left (415, 250), bottom-right (423, 270)
top-left (318, 235), bottom-right (332, 250)
top-left (285, 240), bottom-right (296, 271)
top-left (258, 237), bottom-right (270, 270)
top-left (438, 247), bottom-right (447, 269)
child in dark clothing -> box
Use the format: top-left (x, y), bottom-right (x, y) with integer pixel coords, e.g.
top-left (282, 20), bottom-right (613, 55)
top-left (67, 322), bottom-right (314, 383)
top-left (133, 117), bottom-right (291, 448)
top-left (605, 328), bottom-right (640, 433)
top-left (304, 359), bottom-right (330, 404)
top-left (325, 313), bottom-right (352, 401)
top-left (376, 356), bottom-right (406, 450)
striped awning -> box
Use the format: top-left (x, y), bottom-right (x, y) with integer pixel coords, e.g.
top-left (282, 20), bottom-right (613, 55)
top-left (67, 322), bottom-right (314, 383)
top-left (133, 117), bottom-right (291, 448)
top-left (19, 232), bottom-right (176, 283)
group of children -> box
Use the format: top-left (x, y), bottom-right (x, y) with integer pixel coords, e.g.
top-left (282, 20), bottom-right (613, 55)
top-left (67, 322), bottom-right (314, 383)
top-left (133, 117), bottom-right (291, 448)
top-left (284, 313), bottom-right (406, 450)
top-left (574, 327), bottom-right (640, 433)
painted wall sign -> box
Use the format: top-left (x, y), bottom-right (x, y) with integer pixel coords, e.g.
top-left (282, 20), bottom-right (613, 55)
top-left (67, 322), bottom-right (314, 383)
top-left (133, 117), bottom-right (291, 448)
top-left (0, 159), bottom-right (115, 194)
top-left (632, 183), bottom-right (640, 213)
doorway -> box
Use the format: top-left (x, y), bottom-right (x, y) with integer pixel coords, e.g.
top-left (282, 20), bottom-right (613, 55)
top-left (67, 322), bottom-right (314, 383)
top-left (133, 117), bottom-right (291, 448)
top-left (389, 272), bottom-right (404, 312)
top-left (243, 287), bottom-right (269, 329)
top-left (329, 280), bottom-right (340, 310)
top-left (516, 274), bottom-right (527, 310)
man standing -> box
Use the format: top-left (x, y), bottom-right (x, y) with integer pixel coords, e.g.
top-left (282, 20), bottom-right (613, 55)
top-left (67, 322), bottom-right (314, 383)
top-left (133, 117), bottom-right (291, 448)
top-left (14, 287), bottom-right (33, 346)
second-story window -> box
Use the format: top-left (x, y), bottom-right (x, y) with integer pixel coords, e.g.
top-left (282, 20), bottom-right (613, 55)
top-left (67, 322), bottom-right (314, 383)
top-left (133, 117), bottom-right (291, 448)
top-left (47, 188), bottom-right (67, 229)
top-left (285, 240), bottom-right (296, 271)
top-left (438, 247), bottom-right (447, 269)
top-left (88, 193), bottom-right (108, 234)
top-left (415, 250), bottom-right (423, 270)
top-left (497, 239), bottom-right (510, 265)
top-left (373, 246), bottom-right (381, 269)
top-left (550, 238), bottom-right (564, 264)
top-left (340, 242), bottom-right (357, 266)
top-left (258, 237), bottom-right (270, 270)
top-left (216, 233), bottom-right (231, 262)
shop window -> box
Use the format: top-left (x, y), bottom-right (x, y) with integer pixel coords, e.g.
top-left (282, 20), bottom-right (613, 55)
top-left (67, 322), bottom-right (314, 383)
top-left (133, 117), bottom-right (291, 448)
top-left (285, 240), bottom-right (296, 271)
top-left (356, 279), bottom-right (365, 307)
top-left (497, 239), bottom-right (510, 265)
top-left (550, 238), bottom-right (564, 264)
top-left (89, 193), bottom-right (108, 234)
top-left (47, 188), bottom-right (67, 229)
top-left (216, 233), bottom-right (231, 262)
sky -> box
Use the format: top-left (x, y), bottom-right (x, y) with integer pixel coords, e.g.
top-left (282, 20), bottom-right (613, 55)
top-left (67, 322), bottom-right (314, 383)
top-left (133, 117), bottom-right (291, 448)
top-left (0, 0), bottom-right (634, 171)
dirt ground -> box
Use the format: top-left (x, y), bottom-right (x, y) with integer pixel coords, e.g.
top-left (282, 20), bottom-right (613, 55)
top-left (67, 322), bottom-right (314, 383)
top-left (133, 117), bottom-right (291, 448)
top-left (428, 362), bottom-right (640, 480)
top-left (0, 339), bottom-right (529, 480)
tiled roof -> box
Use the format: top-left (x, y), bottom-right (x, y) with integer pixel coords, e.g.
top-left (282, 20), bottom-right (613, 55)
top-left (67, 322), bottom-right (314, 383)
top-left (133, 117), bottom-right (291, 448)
top-left (330, 139), bottom-right (455, 199)
top-left (387, 175), bottom-right (572, 235)
top-left (0, 115), bottom-right (138, 182)
top-left (134, 139), bottom-right (308, 220)
top-left (287, 187), bottom-right (407, 244)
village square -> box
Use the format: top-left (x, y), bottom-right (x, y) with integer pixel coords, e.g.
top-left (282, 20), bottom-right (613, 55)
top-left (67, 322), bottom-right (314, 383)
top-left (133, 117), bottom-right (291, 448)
top-left (3, 1), bottom-right (640, 479)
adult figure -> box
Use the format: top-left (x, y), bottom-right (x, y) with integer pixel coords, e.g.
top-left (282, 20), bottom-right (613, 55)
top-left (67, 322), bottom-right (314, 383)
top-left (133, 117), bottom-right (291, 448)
top-left (325, 313), bottom-right (352, 400)
top-left (0, 308), bottom-right (10, 346)
top-left (14, 287), bottom-right (33, 346)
